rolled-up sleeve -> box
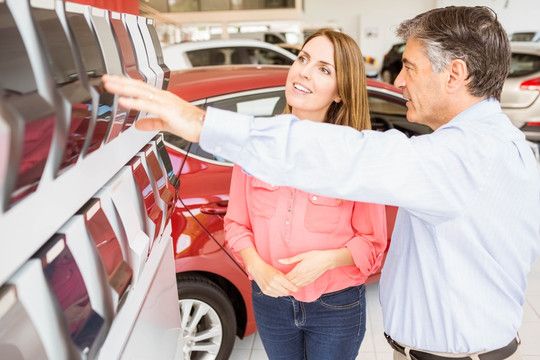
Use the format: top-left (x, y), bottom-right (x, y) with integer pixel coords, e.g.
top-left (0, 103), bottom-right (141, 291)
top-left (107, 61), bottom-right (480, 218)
top-left (345, 202), bottom-right (387, 276)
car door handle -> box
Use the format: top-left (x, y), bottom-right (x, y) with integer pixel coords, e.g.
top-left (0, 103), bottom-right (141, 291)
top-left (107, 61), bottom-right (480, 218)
top-left (200, 200), bottom-right (228, 215)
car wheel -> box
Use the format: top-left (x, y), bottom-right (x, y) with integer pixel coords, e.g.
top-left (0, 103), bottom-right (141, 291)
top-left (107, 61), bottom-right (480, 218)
top-left (178, 274), bottom-right (237, 360)
top-left (381, 69), bottom-right (392, 84)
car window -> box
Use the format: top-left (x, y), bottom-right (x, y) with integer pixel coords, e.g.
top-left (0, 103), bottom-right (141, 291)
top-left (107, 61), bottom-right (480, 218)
top-left (186, 48), bottom-right (226, 66)
top-left (265, 34), bottom-right (284, 44)
top-left (508, 52), bottom-right (540, 77)
top-left (163, 89), bottom-right (286, 162)
top-left (186, 47), bottom-right (293, 67)
top-left (206, 90), bottom-right (286, 116)
top-left (369, 95), bottom-right (407, 116)
top-left (162, 130), bottom-right (218, 163)
top-left (510, 32), bottom-right (536, 42)
top-left (368, 91), bottom-right (432, 137)
top-left (247, 48), bottom-right (294, 65)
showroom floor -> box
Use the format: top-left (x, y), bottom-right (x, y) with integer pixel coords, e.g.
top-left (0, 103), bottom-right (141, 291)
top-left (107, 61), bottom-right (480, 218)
top-left (228, 257), bottom-right (540, 360)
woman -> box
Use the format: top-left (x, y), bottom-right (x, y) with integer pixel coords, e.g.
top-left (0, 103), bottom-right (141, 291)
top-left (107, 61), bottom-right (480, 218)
top-left (102, 28), bottom-right (387, 359)
top-left (223, 29), bottom-right (387, 360)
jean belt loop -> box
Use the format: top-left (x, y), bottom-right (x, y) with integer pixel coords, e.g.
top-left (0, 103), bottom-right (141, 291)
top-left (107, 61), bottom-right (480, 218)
top-left (404, 346), bottom-right (412, 360)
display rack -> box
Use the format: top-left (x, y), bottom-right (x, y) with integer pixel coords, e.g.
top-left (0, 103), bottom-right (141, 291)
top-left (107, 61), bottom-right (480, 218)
top-left (0, 0), bottom-right (182, 358)
top-left (0, 126), bottom-right (155, 284)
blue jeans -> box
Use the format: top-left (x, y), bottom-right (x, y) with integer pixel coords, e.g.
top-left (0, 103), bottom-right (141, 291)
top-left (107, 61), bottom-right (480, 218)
top-left (251, 281), bottom-right (366, 360)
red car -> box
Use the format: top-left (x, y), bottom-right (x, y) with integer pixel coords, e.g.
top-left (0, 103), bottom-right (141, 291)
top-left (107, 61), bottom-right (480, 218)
top-left (164, 65), bottom-right (431, 360)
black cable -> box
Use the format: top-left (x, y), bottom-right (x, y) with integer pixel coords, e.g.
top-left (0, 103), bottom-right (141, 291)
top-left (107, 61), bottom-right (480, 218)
top-left (173, 140), bottom-right (248, 277)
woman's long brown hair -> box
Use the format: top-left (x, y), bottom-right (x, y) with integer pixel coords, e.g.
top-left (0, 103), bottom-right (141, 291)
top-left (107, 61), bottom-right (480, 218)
top-left (285, 28), bottom-right (371, 131)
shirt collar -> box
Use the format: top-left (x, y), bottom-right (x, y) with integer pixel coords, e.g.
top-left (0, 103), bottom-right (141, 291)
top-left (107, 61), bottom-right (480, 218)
top-left (438, 98), bottom-right (501, 130)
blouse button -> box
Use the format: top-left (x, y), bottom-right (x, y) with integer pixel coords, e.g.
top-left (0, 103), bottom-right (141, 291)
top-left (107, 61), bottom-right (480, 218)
top-left (312, 196), bottom-right (318, 201)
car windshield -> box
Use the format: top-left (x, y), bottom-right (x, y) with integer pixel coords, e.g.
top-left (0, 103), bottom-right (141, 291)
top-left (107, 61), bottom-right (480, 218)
top-left (508, 52), bottom-right (540, 77)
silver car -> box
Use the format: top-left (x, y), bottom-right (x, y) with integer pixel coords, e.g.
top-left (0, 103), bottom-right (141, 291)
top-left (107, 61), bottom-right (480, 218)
top-left (509, 31), bottom-right (540, 42)
top-left (500, 42), bottom-right (540, 142)
top-left (162, 38), bottom-right (297, 70)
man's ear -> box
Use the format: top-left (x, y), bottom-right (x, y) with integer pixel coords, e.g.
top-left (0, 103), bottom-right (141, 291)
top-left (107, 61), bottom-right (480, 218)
top-left (447, 59), bottom-right (469, 94)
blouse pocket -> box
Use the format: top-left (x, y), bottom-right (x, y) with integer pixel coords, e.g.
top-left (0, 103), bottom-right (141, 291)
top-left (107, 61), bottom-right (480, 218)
top-left (304, 194), bottom-right (343, 234)
top-left (248, 177), bottom-right (279, 218)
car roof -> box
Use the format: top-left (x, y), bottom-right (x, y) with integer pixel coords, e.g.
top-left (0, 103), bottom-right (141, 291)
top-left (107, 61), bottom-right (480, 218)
top-left (276, 43), bottom-right (302, 50)
top-left (166, 65), bottom-right (402, 101)
top-left (163, 39), bottom-right (296, 57)
top-left (510, 41), bottom-right (540, 54)
top-left (167, 65), bottom-right (290, 101)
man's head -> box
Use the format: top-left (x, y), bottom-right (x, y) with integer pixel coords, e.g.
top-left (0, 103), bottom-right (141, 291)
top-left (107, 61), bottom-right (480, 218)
top-left (393, 6), bottom-right (510, 129)
top-left (396, 6), bottom-right (510, 101)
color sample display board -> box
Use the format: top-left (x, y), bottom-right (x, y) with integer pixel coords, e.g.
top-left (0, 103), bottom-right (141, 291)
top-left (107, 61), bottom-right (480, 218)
top-left (0, 1), bottom-right (55, 210)
top-left (0, 0), bottom-right (182, 359)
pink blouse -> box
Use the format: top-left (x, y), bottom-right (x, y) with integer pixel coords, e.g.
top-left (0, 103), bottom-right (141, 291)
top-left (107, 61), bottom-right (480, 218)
top-left (224, 165), bottom-right (387, 302)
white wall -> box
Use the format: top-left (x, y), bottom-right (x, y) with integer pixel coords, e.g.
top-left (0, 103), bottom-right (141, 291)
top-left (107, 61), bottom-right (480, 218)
top-left (437, 0), bottom-right (540, 34)
top-left (302, 0), bottom-right (435, 69)
top-left (302, 0), bottom-right (540, 71)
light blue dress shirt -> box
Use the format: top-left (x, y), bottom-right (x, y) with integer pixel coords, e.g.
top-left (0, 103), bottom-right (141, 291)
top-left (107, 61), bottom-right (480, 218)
top-left (200, 99), bottom-right (540, 353)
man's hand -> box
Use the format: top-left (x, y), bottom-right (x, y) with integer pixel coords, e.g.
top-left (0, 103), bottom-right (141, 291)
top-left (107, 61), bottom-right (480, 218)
top-left (102, 74), bottom-right (204, 142)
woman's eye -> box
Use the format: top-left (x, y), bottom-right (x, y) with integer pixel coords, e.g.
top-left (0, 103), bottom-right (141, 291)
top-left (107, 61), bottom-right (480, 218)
top-left (321, 68), bottom-right (330, 75)
top-left (298, 56), bottom-right (307, 63)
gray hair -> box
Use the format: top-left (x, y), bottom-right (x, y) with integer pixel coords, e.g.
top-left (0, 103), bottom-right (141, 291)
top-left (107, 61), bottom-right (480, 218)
top-left (396, 6), bottom-right (510, 100)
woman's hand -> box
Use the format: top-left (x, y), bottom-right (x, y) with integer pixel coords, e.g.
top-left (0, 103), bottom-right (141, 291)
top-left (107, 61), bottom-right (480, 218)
top-left (102, 74), bottom-right (204, 142)
top-left (239, 247), bottom-right (298, 297)
top-left (279, 248), bottom-right (354, 288)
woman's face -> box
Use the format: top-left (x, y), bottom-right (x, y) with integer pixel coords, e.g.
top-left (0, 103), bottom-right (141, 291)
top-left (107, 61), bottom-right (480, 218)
top-left (285, 35), bottom-right (341, 122)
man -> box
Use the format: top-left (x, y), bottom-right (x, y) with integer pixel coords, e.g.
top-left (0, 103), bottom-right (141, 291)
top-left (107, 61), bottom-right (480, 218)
top-left (103, 6), bottom-right (540, 359)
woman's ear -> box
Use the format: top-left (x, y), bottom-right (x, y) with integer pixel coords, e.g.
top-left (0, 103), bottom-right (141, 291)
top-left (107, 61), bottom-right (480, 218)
top-left (334, 95), bottom-right (342, 103)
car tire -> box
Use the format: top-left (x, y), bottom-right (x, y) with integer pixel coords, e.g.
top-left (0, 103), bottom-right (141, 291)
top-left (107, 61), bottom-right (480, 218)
top-left (177, 274), bottom-right (237, 360)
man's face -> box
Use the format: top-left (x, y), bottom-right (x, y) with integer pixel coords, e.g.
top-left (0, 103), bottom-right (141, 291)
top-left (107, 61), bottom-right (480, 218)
top-left (394, 39), bottom-right (449, 130)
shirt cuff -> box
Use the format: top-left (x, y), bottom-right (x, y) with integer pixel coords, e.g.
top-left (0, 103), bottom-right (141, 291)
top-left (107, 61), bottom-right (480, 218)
top-left (228, 236), bottom-right (255, 254)
top-left (200, 107), bottom-right (252, 162)
top-left (345, 237), bottom-right (382, 276)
